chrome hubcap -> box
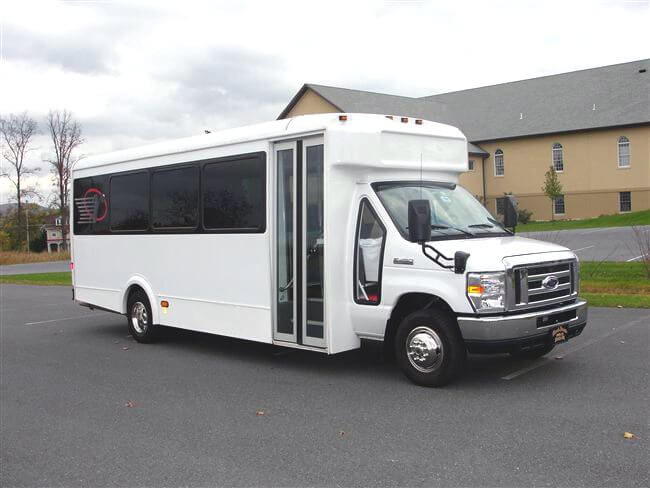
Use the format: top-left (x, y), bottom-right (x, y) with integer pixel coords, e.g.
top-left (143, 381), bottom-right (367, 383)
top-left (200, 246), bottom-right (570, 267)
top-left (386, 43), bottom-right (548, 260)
top-left (130, 302), bottom-right (148, 334)
top-left (406, 326), bottom-right (444, 373)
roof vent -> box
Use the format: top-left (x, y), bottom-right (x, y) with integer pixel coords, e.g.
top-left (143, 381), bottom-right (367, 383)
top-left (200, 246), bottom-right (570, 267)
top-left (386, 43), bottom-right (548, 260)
top-left (639, 68), bottom-right (647, 73)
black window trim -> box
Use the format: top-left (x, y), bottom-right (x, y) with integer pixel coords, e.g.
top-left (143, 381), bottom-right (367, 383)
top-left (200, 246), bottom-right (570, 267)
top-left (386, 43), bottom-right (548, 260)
top-left (109, 169), bottom-right (150, 233)
top-left (74, 151), bottom-right (267, 236)
top-left (353, 197), bottom-right (387, 306)
top-left (151, 164), bottom-right (200, 232)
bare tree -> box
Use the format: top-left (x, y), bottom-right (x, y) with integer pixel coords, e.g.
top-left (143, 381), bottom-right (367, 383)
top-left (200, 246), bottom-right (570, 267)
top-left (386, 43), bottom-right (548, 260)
top-left (0, 112), bottom-right (40, 249)
top-left (45, 110), bottom-right (84, 250)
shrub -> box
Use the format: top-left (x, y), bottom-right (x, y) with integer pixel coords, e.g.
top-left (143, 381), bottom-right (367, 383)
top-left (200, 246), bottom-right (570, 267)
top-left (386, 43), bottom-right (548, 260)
top-left (518, 208), bottom-right (533, 224)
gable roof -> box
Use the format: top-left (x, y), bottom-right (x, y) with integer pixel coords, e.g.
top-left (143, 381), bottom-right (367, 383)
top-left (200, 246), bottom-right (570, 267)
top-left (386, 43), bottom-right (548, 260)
top-left (279, 59), bottom-right (649, 144)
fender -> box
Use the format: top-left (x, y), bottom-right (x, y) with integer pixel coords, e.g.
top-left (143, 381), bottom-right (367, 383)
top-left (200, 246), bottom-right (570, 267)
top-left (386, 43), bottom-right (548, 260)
top-left (121, 275), bottom-right (160, 325)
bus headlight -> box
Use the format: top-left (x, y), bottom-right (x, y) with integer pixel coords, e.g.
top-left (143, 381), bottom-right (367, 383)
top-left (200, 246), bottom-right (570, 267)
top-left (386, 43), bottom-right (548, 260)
top-left (467, 272), bottom-right (506, 313)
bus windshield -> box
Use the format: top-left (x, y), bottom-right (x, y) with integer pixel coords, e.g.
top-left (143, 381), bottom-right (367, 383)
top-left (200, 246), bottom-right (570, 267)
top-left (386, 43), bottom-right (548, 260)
top-left (372, 181), bottom-right (510, 240)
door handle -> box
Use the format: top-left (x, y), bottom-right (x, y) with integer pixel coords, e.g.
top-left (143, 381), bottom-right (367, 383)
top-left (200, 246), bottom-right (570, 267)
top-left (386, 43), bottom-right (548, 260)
top-left (393, 258), bottom-right (414, 265)
top-left (279, 278), bottom-right (293, 292)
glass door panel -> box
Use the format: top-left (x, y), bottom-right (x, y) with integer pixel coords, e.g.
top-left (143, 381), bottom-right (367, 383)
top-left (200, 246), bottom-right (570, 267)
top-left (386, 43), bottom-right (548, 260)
top-left (303, 141), bottom-right (325, 348)
top-left (274, 145), bottom-right (296, 342)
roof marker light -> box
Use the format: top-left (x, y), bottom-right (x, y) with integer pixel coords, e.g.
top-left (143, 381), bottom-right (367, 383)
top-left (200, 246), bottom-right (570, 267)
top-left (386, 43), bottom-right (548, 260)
top-left (415, 119), bottom-right (423, 125)
top-left (401, 117), bottom-right (408, 123)
top-left (339, 115), bottom-right (348, 121)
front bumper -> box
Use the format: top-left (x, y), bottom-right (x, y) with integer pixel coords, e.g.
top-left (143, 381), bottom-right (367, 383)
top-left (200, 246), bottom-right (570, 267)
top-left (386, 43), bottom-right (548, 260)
top-left (458, 299), bottom-right (588, 354)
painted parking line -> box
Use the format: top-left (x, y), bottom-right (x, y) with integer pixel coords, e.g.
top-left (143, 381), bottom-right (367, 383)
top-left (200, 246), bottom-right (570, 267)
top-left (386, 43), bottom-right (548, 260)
top-left (501, 314), bottom-right (650, 380)
top-left (24, 313), bottom-right (106, 326)
top-left (626, 254), bottom-right (648, 262)
top-left (572, 245), bottom-right (595, 252)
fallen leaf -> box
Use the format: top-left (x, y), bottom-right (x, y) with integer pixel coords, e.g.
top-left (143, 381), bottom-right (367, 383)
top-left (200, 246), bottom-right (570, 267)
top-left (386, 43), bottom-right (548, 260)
top-left (623, 432), bottom-right (635, 439)
top-left (125, 401), bottom-right (136, 408)
top-left (122, 346), bottom-right (129, 351)
top-left (256, 410), bottom-right (265, 416)
top-left (619, 341), bottom-right (625, 344)
top-left (617, 305), bottom-right (623, 308)
top-left (554, 356), bottom-right (564, 360)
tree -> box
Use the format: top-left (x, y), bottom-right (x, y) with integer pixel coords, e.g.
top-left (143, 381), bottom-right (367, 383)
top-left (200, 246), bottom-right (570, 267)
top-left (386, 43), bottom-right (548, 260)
top-left (541, 165), bottom-right (563, 221)
top-left (45, 110), bottom-right (84, 250)
top-left (0, 112), bottom-right (40, 250)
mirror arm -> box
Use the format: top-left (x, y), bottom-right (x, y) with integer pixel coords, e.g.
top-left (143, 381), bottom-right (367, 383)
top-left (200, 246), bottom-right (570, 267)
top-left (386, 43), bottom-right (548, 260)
top-left (421, 243), bottom-right (454, 270)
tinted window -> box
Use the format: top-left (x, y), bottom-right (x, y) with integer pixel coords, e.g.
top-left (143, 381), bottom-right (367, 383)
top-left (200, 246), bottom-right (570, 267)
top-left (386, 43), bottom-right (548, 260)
top-left (203, 155), bottom-right (265, 231)
top-left (110, 172), bottom-right (149, 231)
top-left (73, 175), bottom-right (110, 235)
top-left (152, 166), bottom-right (199, 229)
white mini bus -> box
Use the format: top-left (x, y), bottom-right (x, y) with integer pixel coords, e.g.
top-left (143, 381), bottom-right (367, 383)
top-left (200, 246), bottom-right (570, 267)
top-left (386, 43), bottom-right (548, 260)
top-left (71, 113), bottom-right (587, 386)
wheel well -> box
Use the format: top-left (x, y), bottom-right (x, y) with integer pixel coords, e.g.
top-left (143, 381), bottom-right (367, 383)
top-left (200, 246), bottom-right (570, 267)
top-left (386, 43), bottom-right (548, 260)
top-left (124, 284), bottom-right (146, 313)
top-left (384, 293), bottom-right (455, 344)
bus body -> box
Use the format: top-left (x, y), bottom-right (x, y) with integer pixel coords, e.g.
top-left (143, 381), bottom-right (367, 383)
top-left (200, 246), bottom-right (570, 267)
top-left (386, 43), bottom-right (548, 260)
top-left (71, 113), bottom-right (588, 386)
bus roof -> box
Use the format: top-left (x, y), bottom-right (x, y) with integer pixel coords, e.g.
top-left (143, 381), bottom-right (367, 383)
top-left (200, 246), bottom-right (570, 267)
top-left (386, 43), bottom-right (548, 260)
top-left (74, 113), bottom-right (466, 171)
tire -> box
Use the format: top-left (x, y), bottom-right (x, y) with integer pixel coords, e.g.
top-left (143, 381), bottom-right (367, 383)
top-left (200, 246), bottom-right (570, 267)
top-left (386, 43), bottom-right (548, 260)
top-left (395, 309), bottom-right (466, 387)
top-left (126, 289), bottom-right (158, 343)
top-left (510, 343), bottom-right (555, 360)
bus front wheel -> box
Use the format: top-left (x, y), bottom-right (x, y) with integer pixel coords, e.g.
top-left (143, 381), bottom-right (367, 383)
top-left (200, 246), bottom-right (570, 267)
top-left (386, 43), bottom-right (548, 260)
top-left (127, 290), bottom-right (158, 343)
top-left (395, 310), bottom-right (466, 387)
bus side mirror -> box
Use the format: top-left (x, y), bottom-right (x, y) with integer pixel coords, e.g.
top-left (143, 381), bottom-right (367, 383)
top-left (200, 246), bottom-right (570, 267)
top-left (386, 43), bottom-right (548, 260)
top-left (408, 200), bottom-right (432, 243)
top-left (503, 195), bottom-right (518, 231)
top-left (454, 251), bottom-right (470, 274)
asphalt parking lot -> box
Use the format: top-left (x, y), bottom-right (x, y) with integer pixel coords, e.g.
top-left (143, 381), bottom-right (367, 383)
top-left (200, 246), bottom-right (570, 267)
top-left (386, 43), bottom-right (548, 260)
top-left (519, 225), bottom-right (650, 262)
top-left (1, 285), bottom-right (648, 487)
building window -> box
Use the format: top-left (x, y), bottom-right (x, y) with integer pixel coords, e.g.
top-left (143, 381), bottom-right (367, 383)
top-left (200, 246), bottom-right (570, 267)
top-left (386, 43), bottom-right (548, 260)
top-left (552, 143), bottom-right (564, 172)
top-left (618, 136), bottom-right (630, 167)
top-left (203, 155), bottom-right (266, 232)
top-left (494, 149), bottom-right (504, 176)
top-left (496, 197), bottom-right (505, 215)
top-left (554, 195), bottom-right (565, 215)
top-left (468, 159), bottom-right (474, 171)
top-left (619, 192), bottom-right (631, 212)
top-left (152, 166), bottom-right (199, 229)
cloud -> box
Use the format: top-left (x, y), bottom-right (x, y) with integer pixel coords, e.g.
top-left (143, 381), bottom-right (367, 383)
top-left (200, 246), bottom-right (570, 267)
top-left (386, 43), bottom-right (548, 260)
top-left (1, 0), bottom-right (648, 204)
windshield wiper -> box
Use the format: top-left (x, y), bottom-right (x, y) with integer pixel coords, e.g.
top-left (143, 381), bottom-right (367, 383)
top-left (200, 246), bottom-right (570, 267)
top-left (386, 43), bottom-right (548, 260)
top-left (431, 224), bottom-right (474, 237)
top-left (468, 223), bottom-right (494, 228)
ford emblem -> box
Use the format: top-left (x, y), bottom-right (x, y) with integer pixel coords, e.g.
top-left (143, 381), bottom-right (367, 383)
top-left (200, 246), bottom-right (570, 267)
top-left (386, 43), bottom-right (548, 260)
top-left (542, 275), bottom-right (560, 290)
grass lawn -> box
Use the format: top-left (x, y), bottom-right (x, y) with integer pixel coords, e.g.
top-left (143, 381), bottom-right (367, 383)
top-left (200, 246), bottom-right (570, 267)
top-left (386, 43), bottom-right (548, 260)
top-left (580, 261), bottom-right (650, 308)
top-left (0, 272), bottom-right (72, 286)
top-left (2, 262), bottom-right (648, 308)
top-left (516, 209), bottom-right (650, 232)
top-left (0, 251), bottom-right (70, 266)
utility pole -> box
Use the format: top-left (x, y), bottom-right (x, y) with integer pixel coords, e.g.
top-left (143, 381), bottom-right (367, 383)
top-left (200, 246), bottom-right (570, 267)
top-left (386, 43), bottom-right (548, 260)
top-left (25, 208), bottom-right (30, 253)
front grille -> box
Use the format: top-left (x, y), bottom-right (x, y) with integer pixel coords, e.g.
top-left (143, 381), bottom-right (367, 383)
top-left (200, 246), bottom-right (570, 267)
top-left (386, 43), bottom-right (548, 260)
top-left (510, 259), bottom-right (577, 311)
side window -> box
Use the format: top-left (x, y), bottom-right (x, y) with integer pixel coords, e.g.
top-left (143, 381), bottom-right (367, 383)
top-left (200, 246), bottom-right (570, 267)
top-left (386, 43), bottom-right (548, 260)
top-left (619, 191), bottom-right (631, 212)
top-left (494, 149), bottom-right (504, 176)
top-left (618, 136), bottom-right (630, 167)
top-left (354, 199), bottom-right (386, 305)
top-left (496, 197), bottom-right (505, 215)
top-left (468, 159), bottom-right (474, 171)
top-left (203, 154), bottom-right (266, 232)
top-left (73, 175), bottom-right (110, 235)
top-left (152, 166), bottom-right (199, 230)
top-left (552, 143), bottom-right (564, 172)
top-left (110, 172), bottom-right (149, 231)
top-left (554, 195), bottom-right (565, 215)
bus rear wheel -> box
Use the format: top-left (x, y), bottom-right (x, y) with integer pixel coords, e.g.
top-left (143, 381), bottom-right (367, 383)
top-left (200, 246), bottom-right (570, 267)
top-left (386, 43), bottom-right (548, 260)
top-left (395, 309), bottom-right (466, 387)
top-left (127, 290), bottom-right (158, 343)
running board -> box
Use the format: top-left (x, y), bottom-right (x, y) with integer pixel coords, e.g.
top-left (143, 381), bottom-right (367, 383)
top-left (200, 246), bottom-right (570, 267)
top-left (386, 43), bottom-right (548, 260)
top-left (272, 340), bottom-right (328, 354)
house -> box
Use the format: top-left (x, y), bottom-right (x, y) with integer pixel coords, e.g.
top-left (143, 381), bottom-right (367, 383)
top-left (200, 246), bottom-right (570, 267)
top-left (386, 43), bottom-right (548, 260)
top-left (43, 215), bottom-right (69, 252)
top-left (278, 59), bottom-right (649, 220)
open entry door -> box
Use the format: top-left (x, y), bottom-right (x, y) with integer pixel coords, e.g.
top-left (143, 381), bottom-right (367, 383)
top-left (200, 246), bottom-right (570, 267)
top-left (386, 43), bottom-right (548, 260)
top-left (273, 137), bottom-right (326, 349)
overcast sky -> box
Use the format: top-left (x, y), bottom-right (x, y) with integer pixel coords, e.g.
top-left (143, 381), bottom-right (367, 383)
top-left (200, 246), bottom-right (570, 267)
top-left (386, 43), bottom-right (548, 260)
top-left (1, 0), bottom-right (648, 203)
